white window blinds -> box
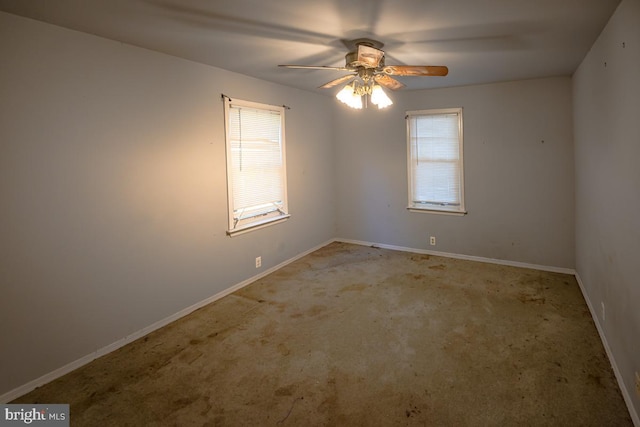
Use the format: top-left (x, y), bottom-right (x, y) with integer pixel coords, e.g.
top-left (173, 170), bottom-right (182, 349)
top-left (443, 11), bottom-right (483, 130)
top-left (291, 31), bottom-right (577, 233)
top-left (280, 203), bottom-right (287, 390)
top-left (224, 97), bottom-right (289, 234)
top-left (407, 108), bottom-right (465, 214)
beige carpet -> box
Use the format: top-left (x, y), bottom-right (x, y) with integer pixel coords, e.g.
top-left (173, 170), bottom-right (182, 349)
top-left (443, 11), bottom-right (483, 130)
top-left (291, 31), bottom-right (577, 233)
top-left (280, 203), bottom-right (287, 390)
top-left (14, 242), bottom-right (632, 426)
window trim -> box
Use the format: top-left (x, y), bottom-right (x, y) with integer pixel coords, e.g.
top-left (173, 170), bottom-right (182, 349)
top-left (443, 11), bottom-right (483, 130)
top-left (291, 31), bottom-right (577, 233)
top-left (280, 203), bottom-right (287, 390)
top-left (223, 96), bottom-right (289, 236)
top-left (406, 107), bottom-right (466, 215)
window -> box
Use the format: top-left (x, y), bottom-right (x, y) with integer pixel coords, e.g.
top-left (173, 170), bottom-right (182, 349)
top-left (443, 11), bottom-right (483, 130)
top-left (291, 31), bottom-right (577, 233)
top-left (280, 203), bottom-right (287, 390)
top-left (224, 97), bottom-right (289, 235)
top-left (406, 108), bottom-right (466, 214)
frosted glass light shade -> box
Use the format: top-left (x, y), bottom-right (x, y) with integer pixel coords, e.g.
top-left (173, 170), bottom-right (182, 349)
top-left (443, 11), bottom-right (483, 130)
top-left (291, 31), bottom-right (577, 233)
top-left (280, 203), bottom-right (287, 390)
top-left (370, 85), bottom-right (393, 109)
top-left (336, 84), bottom-right (363, 109)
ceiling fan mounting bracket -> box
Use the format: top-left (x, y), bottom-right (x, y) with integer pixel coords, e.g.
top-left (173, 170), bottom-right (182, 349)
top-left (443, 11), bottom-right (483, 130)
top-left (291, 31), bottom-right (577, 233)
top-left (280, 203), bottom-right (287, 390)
top-left (349, 38), bottom-right (384, 50)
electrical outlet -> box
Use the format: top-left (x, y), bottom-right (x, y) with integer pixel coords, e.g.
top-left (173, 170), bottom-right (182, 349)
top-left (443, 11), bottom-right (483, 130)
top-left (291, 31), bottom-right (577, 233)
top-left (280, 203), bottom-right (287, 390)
top-left (635, 371), bottom-right (640, 398)
top-left (430, 236), bottom-right (436, 246)
top-left (601, 302), bottom-right (605, 321)
top-left (255, 256), bottom-right (262, 268)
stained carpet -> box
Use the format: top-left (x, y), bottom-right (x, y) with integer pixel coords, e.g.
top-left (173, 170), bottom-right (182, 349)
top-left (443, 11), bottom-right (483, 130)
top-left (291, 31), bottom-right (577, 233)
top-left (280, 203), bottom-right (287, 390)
top-left (13, 242), bottom-right (633, 426)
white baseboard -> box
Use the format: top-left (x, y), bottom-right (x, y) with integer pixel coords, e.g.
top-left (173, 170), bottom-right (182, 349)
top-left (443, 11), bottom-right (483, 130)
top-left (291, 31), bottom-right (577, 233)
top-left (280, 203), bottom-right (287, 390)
top-left (335, 238), bottom-right (576, 275)
top-left (574, 274), bottom-right (640, 427)
top-left (0, 239), bottom-right (334, 404)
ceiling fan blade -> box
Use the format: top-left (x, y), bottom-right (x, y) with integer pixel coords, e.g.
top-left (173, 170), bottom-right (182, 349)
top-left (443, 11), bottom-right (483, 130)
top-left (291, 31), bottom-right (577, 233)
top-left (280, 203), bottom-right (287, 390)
top-left (374, 74), bottom-right (405, 90)
top-left (319, 74), bottom-right (356, 89)
top-left (357, 45), bottom-right (384, 68)
top-left (383, 65), bottom-right (449, 76)
top-left (278, 65), bottom-right (350, 71)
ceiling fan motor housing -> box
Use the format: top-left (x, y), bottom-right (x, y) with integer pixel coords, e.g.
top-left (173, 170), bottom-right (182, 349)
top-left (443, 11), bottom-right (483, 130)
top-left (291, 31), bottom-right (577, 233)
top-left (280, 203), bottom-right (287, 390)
top-left (345, 50), bottom-right (385, 69)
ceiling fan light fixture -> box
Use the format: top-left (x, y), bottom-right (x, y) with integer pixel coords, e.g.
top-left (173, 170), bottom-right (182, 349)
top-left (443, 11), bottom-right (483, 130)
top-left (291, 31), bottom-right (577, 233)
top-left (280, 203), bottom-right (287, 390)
top-left (336, 81), bottom-right (390, 110)
top-left (370, 84), bottom-right (393, 109)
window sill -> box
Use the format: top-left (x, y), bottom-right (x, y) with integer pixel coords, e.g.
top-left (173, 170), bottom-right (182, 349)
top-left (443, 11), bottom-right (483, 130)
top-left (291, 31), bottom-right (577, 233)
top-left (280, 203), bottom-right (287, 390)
top-left (227, 214), bottom-right (290, 237)
top-left (407, 207), bottom-right (467, 216)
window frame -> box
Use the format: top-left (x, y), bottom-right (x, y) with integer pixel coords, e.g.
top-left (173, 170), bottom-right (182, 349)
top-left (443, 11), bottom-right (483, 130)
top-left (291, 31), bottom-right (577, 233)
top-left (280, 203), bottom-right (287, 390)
top-left (223, 96), bottom-right (290, 236)
top-left (406, 107), bottom-right (466, 216)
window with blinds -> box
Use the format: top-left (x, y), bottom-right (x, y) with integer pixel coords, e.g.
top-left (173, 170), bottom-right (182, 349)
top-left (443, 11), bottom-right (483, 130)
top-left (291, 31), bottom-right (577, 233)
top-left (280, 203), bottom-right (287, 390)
top-left (224, 97), bottom-right (289, 235)
top-left (407, 108), bottom-right (466, 214)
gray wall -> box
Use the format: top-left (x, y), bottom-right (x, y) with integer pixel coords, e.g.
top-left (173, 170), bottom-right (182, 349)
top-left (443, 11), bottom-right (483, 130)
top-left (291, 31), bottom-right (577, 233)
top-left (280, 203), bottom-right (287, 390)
top-left (0, 12), bottom-right (335, 396)
top-left (573, 0), bottom-right (640, 419)
top-left (334, 77), bottom-right (575, 269)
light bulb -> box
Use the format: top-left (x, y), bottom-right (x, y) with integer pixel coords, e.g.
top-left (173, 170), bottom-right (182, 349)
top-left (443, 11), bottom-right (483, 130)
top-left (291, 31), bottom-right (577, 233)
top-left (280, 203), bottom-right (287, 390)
top-left (370, 85), bottom-right (393, 109)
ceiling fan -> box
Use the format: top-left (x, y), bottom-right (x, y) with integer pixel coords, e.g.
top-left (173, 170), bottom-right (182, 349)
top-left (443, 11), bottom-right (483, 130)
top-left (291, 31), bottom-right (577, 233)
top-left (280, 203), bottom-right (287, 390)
top-left (278, 38), bottom-right (448, 97)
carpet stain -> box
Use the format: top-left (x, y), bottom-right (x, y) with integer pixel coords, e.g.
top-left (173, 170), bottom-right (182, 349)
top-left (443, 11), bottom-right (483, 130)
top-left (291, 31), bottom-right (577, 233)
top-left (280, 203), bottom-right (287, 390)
top-left (588, 374), bottom-right (605, 388)
top-left (307, 305), bottom-right (327, 316)
top-left (275, 384), bottom-right (295, 396)
top-left (428, 264), bottom-right (446, 271)
top-left (518, 294), bottom-right (546, 304)
top-left (277, 343), bottom-right (290, 356)
top-left (261, 322), bottom-right (277, 337)
top-left (406, 404), bottom-right (421, 417)
top-left (339, 283), bottom-right (368, 292)
top-left (172, 396), bottom-right (195, 408)
top-left (177, 349), bottom-right (203, 365)
top-left (269, 301), bottom-right (288, 313)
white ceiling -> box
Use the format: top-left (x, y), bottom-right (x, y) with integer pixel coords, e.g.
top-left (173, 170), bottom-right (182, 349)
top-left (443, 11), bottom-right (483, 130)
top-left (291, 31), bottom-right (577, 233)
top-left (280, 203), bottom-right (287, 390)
top-left (0, 0), bottom-right (622, 95)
